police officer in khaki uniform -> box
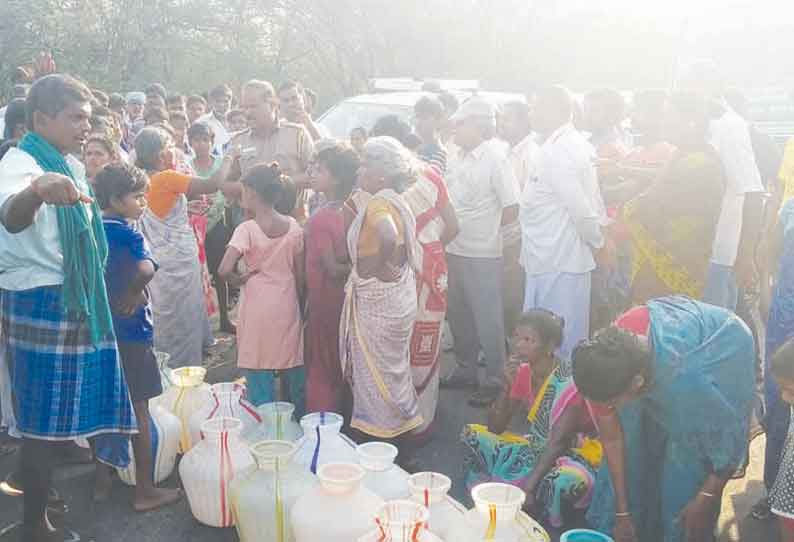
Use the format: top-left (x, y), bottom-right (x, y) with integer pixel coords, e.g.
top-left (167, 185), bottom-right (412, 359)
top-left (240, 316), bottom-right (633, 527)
top-left (226, 79), bottom-right (315, 220)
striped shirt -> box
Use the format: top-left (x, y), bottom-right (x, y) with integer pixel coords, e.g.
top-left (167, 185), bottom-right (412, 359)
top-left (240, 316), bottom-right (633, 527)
top-left (418, 141), bottom-right (448, 175)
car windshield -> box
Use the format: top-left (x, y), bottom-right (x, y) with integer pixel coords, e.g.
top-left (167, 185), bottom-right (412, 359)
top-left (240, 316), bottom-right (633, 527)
top-left (318, 101), bottom-right (412, 139)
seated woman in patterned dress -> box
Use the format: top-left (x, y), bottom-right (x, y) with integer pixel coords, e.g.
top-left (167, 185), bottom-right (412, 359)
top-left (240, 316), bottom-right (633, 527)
top-left (462, 309), bottom-right (602, 529)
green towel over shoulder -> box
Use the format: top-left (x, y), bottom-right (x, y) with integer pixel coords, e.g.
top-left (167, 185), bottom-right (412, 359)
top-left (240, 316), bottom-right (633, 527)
top-left (18, 132), bottom-right (114, 346)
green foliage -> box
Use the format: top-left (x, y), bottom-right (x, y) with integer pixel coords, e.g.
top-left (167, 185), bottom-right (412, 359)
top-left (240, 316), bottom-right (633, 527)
top-left (0, 1), bottom-right (790, 107)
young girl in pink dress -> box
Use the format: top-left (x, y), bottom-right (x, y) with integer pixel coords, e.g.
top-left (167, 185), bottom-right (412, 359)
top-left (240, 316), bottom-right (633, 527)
top-left (218, 163), bottom-right (305, 413)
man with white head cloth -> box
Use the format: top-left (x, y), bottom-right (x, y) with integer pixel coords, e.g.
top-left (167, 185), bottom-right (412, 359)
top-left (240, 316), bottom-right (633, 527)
top-left (441, 97), bottom-right (520, 408)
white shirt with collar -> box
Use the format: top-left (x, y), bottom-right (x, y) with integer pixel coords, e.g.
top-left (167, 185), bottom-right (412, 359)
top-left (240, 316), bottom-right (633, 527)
top-left (445, 138), bottom-right (519, 259)
top-left (501, 134), bottom-right (540, 247)
top-left (0, 147), bottom-right (93, 290)
top-left (709, 105), bottom-right (764, 267)
top-left (197, 111), bottom-right (231, 155)
top-left (508, 133), bottom-right (540, 191)
top-left (519, 123), bottom-right (606, 275)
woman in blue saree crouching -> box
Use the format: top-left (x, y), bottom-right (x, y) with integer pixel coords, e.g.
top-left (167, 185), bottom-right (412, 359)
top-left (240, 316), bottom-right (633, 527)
top-left (572, 296), bottom-right (754, 542)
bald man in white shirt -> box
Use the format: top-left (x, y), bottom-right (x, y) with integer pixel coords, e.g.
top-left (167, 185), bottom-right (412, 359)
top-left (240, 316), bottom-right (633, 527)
top-left (520, 87), bottom-right (607, 363)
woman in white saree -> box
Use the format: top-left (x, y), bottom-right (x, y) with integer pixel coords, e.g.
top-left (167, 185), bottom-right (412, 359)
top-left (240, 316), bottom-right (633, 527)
top-left (340, 137), bottom-right (423, 444)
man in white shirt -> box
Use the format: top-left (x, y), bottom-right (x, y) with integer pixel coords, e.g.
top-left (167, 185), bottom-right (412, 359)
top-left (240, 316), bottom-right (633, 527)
top-left (520, 86), bottom-right (607, 362)
top-left (441, 97), bottom-right (520, 407)
top-left (197, 84), bottom-right (233, 155)
top-left (0, 74), bottom-right (136, 540)
top-left (680, 62), bottom-right (764, 311)
top-left (703, 106), bottom-right (765, 310)
top-left (501, 101), bottom-right (539, 193)
top-left (498, 101), bottom-right (539, 338)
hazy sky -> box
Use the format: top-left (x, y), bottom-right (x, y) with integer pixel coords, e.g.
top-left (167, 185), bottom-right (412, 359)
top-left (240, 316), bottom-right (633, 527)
top-left (551, 0), bottom-right (794, 30)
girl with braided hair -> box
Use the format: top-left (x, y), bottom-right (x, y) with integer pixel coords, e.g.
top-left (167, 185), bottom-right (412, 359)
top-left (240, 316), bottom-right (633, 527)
top-left (218, 162), bottom-right (306, 411)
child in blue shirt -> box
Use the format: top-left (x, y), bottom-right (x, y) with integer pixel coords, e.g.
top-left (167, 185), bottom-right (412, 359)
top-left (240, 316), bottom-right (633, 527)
top-left (94, 163), bottom-right (181, 511)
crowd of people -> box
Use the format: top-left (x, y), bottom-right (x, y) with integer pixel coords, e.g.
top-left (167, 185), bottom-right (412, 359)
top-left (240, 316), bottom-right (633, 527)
top-left (1, 55), bottom-right (794, 542)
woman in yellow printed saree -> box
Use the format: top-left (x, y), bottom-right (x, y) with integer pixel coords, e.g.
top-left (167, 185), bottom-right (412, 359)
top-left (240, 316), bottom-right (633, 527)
top-left (624, 92), bottom-right (724, 305)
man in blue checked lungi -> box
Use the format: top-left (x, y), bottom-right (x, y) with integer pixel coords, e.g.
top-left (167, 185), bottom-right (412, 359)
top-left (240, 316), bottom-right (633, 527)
top-left (0, 74), bottom-right (137, 542)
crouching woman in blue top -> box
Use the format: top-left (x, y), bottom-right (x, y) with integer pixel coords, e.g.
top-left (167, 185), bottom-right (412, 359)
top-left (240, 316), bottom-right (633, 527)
top-left (572, 296), bottom-right (754, 542)
top-left (94, 163), bottom-right (181, 511)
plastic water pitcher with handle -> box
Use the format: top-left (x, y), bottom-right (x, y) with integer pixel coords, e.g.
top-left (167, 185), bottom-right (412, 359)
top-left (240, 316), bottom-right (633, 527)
top-left (230, 440), bottom-right (317, 542)
top-left (156, 366), bottom-right (212, 453)
top-left (188, 382), bottom-right (261, 447)
top-left (407, 472), bottom-right (463, 540)
top-left (292, 412), bottom-right (356, 473)
top-left (290, 462), bottom-right (384, 542)
top-left (358, 500), bottom-right (442, 542)
top-left (241, 402), bottom-right (303, 445)
top-left (116, 404), bottom-right (181, 486)
top-left (179, 417), bottom-right (254, 527)
top-left (447, 483), bottom-right (550, 542)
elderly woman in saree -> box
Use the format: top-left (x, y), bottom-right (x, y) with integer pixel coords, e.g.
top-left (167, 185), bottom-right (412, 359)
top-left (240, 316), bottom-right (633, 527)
top-left (368, 114), bottom-right (460, 441)
top-left (573, 296), bottom-right (754, 542)
top-left (340, 136), bottom-right (423, 447)
top-left (135, 126), bottom-right (235, 366)
top-left (624, 92), bottom-right (724, 305)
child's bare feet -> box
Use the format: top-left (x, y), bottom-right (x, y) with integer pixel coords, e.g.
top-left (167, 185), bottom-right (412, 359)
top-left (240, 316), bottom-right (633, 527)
top-left (133, 486), bottom-right (182, 512)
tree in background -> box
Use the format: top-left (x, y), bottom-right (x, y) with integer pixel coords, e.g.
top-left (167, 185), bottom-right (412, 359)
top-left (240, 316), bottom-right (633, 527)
top-left (0, 0), bottom-right (791, 109)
